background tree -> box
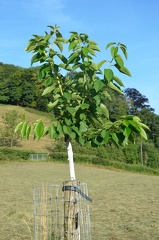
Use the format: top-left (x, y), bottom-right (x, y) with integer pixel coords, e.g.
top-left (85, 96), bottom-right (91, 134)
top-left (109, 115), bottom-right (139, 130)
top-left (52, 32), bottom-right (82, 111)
top-left (1, 110), bottom-right (21, 147)
top-left (124, 88), bottom-right (154, 114)
top-left (105, 89), bottom-right (129, 121)
top-left (139, 108), bottom-right (159, 149)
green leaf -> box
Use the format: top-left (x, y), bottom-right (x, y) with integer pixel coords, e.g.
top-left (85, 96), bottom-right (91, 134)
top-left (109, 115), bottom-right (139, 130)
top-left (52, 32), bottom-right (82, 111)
top-left (119, 43), bottom-right (127, 49)
top-left (42, 85), bottom-right (54, 96)
top-left (101, 130), bottom-right (109, 144)
top-left (56, 37), bottom-right (65, 42)
top-left (71, 62), bottom-right (81, 70)
top-left (120, 46), bottom-right (128, 59)
top-left (120, 66), bottom-right (131, 77)
top-left (104, 69), bottom-right (114, 82)
top-left (106, 42), bottom-right (116, 49)
top-left (57, 122), bottom-right (63, 134)
top-left (103, 121), bottom-right (113, 130)
top-left (65, 117), bottom-right (72, 126)
top-left (63, 92), bottom-right (72, 101)
top-left (138, 122), bottom-right (150, 130)
top-left (111, 46), bottom-right (118, 58)
top-left (72, 126), bottom-right (81, 136)
top-left (111, 133), bottom-right (119, 145)
top-left (122, 120), bottom-right (129, 127)
top-left (26, 125), bottom-right (31, 139)
top-left (120, 115), bottom-right (134, 120)
top-left (25, 41), bottom-right (36, 52)
top-left (89, 40), bottom-right (98, 45)
top-left (70, 131), bottom-right (76, 139)
top-left (83, 61), bottom-right (90, 67)
top-left (89, 44), bottom-right (100, 52)
top-left (45, 77), bottom-right (53, 86)
top-left (63, 125), bottom-right (72, 135)
top-left (54, 94), bottom-right (61, 100)
top-left (103, 90), bottom-right (111, 101)
top-left (123, 127), bottom-right (131, 138)
top-left (94, 136), bottom-right (102, 146)
top-left (107, 82), bottom-right (123, 94)
top-left (80, 113), bottom-right (86, 120)
top-left (21, 121), bottom-right (28, 138)
top-left (67, 51), bottom-right (80, 64)
top-left (44, 33), bottom-right (51, 42)
top-left (72, 93), bottom-right (82, 100)
top-left (68, 41), bottom-right (78, 51)
top-left (69, 31), bottom-right (78, 35)
top-left (66, 107), bottom-right (76, 115)
top-left (115, 54), bottom-right (124, 69)
top-left (54, 40), bottom-right (63, 52)
top-left (88, 133), bottom-right (95, 140)
top-left (78, 137), bottom-right (85, 145)
top-left (87, 48), bottom-right (96, 56)
top-left (31, 53), bottom-right (40, 66)
top-left (94, 79), bottom-right (105, 92)
top-left (113, 75), bottom-right (124, 87)
top-left (90, 62), bottom-right (98, 70)
top-left (79, 121), bottom-right (88, 133)
top-left (113, 120), bottom-right (122, 128)
top-left (59, 63), bottom-right (72, 71)
top-left (139, 128), bottom-right (148, 140)
top-left (15, 121), bottom-right (24, 133)
top-left (100, 103), bottom-right (109, 118)
top-left (97, 60), bottom-right (107, 69)
top-left (43, 126), bottom-right (49, 136)
top-left (34, 121), bottom-right (44, 140)
top-left (80, 103), bottom-right (89, 109)
top-left (38, 64), bottom-right (50, 80)
top-left (57, 54), bottom-right (67, 63)
top-left (82, 47), bottom-right (89, 56)
top-left (128, 120), bottom-right (140, 131)
top-left (48, 100), bottom-right (59, 108)
top-left (133, 116), bottom-right (141, 122)
top-left (49, 125), bottom-right (58, 139)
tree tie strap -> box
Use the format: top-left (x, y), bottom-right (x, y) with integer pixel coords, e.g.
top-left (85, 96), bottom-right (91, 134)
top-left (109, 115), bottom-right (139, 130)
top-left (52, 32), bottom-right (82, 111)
top-left (62, 185), bottom-right (92, 202)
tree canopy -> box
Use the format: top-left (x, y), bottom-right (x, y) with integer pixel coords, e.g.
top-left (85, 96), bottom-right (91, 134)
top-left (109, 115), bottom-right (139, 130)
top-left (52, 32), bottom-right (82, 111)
top-left (16, 25), bottom-right (149, 147)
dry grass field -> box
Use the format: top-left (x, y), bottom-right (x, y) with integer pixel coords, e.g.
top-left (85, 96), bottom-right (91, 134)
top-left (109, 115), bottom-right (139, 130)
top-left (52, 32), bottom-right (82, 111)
top-left (0, 161), bottom-right (159, 240)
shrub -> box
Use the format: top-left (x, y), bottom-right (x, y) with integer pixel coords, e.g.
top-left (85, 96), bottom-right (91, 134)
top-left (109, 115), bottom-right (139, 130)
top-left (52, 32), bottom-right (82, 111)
top-left (0, 148), bottom-right (33, 161)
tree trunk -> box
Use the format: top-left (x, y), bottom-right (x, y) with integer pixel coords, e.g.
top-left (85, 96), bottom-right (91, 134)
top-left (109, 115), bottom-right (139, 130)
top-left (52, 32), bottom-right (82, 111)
top-left (63, 180), bottom-right (80, 240)
top-left (65, 135), bottom-right (76, 180)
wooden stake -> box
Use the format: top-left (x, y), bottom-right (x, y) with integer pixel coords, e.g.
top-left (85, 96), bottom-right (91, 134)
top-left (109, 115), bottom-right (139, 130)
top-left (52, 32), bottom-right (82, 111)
top-left (63, 180), bottom-right (80, 240)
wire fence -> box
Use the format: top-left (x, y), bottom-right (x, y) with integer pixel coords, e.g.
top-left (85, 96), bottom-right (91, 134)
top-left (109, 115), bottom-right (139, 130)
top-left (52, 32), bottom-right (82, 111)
top-left (33, 183), bottom-right (91, 240)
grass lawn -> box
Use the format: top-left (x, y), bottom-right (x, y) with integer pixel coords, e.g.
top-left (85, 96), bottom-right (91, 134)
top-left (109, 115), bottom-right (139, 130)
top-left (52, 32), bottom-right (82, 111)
top-left (0, 161), bottom-right (159, 240)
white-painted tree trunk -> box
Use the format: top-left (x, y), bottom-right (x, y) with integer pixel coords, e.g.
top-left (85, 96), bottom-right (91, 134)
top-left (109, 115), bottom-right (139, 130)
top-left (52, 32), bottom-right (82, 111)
top-left (66, 138), bottom-right (76, 180)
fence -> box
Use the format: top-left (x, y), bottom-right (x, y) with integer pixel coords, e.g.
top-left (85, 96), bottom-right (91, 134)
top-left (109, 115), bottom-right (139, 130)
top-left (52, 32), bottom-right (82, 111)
top-left (33, 183), bottom-right (92, 240)
top-left (29, 154), bottom-right (49, 161)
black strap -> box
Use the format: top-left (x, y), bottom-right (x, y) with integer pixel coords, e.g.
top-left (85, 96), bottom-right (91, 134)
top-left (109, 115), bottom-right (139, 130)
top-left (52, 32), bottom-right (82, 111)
top-left (62, 185), bottom-right (92, 202)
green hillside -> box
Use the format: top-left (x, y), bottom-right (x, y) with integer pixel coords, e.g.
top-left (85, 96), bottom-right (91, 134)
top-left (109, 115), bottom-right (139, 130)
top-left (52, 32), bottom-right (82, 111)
top-left (0, 104), bottom-right (159, 175)
top-left (0, 104), bottom-right (53, 153)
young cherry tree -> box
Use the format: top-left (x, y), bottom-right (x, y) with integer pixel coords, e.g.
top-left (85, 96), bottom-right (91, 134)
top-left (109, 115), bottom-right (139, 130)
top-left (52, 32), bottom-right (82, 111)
top-left (16, 25), bottom-right (149, 180)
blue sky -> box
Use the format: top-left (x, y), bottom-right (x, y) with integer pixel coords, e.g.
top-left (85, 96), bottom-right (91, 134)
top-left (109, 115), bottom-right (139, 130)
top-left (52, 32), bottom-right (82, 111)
top-left (0, 0), bottom-right (159, 114)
